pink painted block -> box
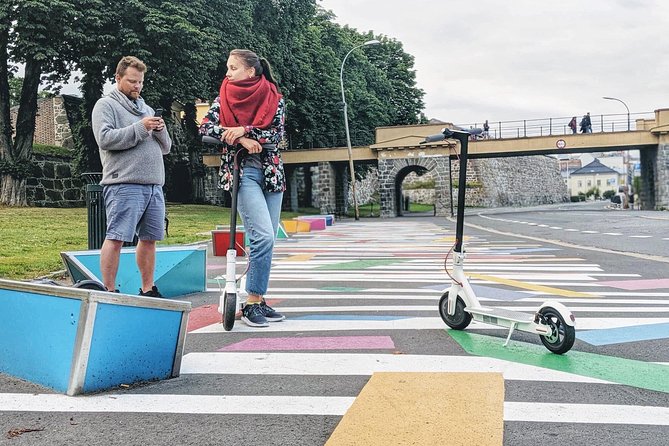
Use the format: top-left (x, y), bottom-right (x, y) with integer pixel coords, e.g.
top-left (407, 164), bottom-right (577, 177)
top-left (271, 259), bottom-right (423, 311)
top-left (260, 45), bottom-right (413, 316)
top-left (219, 335), bottom-right (395, 352)
top-left (297, 217), bottom-right (326, 230)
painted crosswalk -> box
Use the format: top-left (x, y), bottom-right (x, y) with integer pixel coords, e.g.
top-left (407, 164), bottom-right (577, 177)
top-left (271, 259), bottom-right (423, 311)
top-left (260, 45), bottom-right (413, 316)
top-left (2, 219), bottom-right (668, 444)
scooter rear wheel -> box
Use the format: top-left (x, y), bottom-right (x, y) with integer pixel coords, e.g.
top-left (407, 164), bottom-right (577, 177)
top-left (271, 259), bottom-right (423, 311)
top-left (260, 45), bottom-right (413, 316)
top-left (439, 292), bottom-right (472, 330)
top-left (222, 292), bottom-right (236, 331)
top-left (539, 307), bottom-right (575, 354)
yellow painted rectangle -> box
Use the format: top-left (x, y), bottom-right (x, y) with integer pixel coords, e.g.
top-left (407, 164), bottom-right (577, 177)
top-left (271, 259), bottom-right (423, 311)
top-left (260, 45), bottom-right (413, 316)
top-left (326, 372), bottom-right (504, 446)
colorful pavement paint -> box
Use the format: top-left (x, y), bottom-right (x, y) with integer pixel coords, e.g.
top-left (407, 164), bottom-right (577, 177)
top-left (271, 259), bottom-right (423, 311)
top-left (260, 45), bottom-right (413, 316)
top-left (448, 330), bottom-right (669, 393)
top-left (219, 335), bottom-right (395, 352)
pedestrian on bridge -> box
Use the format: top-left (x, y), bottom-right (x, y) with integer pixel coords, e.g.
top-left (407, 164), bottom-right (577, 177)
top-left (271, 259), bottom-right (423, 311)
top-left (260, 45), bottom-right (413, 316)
top-left (199, 49), bottom-right (286, 328)
top-left (568, 116), bottom-right (577, 134)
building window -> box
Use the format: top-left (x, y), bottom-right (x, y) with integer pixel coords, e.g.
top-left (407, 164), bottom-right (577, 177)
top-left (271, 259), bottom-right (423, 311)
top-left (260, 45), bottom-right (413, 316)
top-left (587, 180), bottom-right (592, 187)
top-left (578, 180), bottom-right (582, 187)
top-left (597, 179), bottom-right (601, 186)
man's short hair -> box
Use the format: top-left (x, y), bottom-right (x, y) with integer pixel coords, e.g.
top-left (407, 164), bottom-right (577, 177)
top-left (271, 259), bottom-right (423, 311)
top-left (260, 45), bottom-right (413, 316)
top-left (116, 56), bottom-right (147, 77)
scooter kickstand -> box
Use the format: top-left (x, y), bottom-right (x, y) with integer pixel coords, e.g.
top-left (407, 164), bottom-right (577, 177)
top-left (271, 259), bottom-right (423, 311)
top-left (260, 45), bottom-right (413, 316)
top-left (504, 322), bottom-right (518, 347)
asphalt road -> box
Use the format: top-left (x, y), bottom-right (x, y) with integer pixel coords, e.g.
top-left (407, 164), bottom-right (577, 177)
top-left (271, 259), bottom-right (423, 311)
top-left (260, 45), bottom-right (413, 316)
top-left (1, 206), bottom-right (668, 445)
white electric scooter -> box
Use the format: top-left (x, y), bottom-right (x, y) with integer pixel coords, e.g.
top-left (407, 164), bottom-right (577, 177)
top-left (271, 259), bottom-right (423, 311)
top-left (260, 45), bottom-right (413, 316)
top-left (420, 128), bottom-right (576, 354)
top-left (202, 135), bottom-right (248, 331)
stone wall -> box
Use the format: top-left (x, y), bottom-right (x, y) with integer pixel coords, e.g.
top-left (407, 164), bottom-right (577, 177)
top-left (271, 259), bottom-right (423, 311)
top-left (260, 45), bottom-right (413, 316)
top-left (656, 142), bottom-right (669, 210)
top-left (27, 154), bottom-right (85, 207)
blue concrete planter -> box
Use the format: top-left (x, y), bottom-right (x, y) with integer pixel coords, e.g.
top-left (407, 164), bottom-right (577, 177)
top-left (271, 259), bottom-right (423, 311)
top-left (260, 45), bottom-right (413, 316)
top-left (0, 279), bottom-right (190, 395)
top-left (61, 245), bottom-right (207, 298)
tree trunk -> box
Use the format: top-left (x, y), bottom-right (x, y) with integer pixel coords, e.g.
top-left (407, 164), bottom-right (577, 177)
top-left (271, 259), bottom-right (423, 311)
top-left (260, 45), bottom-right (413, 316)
top-left (75, 64), bottom-right (105, 174)
top-left (0, 20), bottom-right (11, 160)
top-left (0, 57), bottom-right (41, 206)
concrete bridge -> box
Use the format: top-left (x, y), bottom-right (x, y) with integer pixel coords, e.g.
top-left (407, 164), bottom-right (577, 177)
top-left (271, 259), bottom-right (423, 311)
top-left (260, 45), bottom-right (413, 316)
top-left (203, 109), bottom-right (669, 216)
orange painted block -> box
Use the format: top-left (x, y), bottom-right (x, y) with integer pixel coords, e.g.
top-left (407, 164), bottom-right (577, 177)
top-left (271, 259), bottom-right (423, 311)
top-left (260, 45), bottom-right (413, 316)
top-left (282, 220), bottom-right (299, 233)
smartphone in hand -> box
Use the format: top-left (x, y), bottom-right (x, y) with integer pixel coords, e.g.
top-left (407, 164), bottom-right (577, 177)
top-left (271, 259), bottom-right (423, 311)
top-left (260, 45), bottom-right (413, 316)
top-left (154, 108), bottom-right (163, 118)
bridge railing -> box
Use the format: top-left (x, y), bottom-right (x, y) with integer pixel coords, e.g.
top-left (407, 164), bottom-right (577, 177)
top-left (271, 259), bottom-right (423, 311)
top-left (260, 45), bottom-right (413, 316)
top-left (458, 111), bottom-right (655, 140)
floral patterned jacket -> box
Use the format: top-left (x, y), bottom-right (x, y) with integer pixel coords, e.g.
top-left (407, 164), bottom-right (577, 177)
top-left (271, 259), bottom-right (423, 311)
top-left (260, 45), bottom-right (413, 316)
top-left (198, 97), bottom-right (286, 193)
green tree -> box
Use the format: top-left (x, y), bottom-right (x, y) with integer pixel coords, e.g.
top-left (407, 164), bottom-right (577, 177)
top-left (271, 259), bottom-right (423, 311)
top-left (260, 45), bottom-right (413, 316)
top-left (0, 0), bottom-right (93, 205)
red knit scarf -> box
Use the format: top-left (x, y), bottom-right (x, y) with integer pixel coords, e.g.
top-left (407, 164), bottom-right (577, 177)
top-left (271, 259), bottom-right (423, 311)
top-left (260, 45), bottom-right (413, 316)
top-left (218, 76), bottom-right (282, 129)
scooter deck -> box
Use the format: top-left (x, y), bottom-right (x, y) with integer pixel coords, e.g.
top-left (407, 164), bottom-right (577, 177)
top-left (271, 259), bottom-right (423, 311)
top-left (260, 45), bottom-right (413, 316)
top-left (467, 306), bottom-right (535, 323)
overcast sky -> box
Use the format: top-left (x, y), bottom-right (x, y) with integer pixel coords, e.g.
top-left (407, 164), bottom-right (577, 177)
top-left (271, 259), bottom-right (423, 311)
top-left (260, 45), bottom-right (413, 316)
top-left (318, 0), bottom-right (669, 125)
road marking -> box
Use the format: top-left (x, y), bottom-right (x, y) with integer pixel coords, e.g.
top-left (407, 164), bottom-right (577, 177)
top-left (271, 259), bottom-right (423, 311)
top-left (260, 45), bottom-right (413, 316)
top-left (596, 278), bottom-right (669, 290)
top-left (190, 317), bottom-right (669, 333)
top-left (325, 372), bottom-right (503, 446)
top-left (504, 402), bottom-right (669, 425)
top-left (577, 322), bottom-right (669, 346)
top-left (0, 393), bottom-right (667, 425)
top-left (581, 230), bottom-right (599, 234)
top-left (629, 235), bottom-right (653, 238)
top-left (448, 330), bottom-right (669, 393)
top-left (466, 273), bottom-right (595, 297)
top-left (180, 352), bottom-right (607, 383)
top-left (219, 335), bottom-right (396, 352)
top-left (602, 232), bottom-right (623, 236)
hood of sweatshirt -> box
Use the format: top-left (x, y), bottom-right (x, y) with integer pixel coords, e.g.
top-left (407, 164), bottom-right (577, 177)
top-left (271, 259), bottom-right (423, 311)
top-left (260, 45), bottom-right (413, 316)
top-left (108, 87), bottom-right (147, 116)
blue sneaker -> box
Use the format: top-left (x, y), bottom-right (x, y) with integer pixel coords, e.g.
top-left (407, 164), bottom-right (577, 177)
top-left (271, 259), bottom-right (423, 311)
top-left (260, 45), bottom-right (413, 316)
top-left (241, 303), bottom-right (269, 327)
top-left (260, 299), bottom-right (285, 322)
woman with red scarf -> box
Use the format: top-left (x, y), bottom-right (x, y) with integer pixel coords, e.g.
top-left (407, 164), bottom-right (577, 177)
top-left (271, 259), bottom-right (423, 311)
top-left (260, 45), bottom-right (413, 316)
top-left (199, 49), bottom-right (286, 327)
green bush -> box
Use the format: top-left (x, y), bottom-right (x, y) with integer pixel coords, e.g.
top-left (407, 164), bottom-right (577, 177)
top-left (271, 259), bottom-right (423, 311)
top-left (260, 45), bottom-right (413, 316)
top-left (602, 190), bottom-right (616, 200)
top-left (33, 144), bottom-right (74, 158)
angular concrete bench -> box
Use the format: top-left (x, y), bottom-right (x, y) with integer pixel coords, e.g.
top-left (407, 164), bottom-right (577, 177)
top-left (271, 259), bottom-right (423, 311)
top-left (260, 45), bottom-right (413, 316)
top-left (296, 216), bottom-right (327, 230)
top-left (0, 279), bottom-right (190, 395)
top-left (282, 219), bottom-right (311, 233)
top-left (61, 245), bottom-right (207, 298)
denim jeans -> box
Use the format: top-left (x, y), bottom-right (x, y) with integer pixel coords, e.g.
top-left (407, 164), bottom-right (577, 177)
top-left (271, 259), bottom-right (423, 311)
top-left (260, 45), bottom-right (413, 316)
top-left (237, 167), bottom-right (283, 296)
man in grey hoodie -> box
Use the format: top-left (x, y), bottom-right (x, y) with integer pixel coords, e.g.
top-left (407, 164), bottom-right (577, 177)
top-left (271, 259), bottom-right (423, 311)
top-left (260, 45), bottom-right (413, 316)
top-left (91, 56), bottom-right (171, 297)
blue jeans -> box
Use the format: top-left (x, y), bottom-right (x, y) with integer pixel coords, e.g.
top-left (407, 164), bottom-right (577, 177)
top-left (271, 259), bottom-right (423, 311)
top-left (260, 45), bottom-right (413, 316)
top-left (237, 167), bottom-right (283, 296)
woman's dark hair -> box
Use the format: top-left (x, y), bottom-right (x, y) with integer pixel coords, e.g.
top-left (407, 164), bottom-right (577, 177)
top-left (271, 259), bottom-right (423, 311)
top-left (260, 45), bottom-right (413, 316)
top-left (229, 49), bottom-right (279, 87)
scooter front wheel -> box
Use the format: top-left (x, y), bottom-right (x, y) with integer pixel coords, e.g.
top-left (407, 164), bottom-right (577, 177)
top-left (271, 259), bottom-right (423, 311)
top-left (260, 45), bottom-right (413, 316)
top-left (439, 292), bottom-right (472, 330)
top-left (539, 307), bottom-right (575, 354)
top-left (222, 292), bottom-right (236, 331)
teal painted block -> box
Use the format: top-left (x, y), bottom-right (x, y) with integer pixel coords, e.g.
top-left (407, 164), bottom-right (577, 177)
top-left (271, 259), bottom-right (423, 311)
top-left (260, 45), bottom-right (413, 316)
top-left (238, 225), bottom-right (289, 244)
top-left (84, 303), bottom-right (181, 392)
top-left (0, 285), bottom-right (81, 392)
top-left (61, 246), bottom-right (206, 298)
top-left (0, 279), bottom-right (191, 395)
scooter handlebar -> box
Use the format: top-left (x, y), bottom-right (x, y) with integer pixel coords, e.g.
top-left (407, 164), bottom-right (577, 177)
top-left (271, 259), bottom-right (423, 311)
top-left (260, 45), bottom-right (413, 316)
top-left (201, 135), bottom-right (223, 145)
top-left (419, 127), bottom-right (484, 144)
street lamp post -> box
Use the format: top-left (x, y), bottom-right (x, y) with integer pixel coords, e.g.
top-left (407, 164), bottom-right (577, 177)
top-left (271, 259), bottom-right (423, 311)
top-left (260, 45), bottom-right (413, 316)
top-left (603, 96), bottom-right (630, 131)
top-left (340, 39), bottom-right (380, 220)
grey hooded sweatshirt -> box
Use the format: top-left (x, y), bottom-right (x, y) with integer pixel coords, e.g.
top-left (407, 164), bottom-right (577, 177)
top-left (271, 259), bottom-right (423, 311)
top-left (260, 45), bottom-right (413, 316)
top-left (92, 88), bottom-right (171, 186)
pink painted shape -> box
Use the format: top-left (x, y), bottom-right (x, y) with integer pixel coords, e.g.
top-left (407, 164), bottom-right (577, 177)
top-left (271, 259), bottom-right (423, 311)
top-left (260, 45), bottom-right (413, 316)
top-left (596, 279), bottom-right (669, 290)
top-left (219, 335), bottom-right (395, 352)
top-left (187, 304), bottom-right (221, 332)
top-left (298, 218), bottom-right (326, 230)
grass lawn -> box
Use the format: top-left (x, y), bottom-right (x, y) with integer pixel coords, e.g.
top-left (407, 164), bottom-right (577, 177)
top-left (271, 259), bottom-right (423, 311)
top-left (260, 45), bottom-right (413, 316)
top-left (0, 204), bottom-right (314, 280)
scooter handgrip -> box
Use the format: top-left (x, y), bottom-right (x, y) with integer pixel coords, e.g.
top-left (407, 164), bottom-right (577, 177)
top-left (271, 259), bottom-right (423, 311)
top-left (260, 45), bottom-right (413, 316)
top-left (201, 135), bottom-right (222, 145)
top-left (420, 133), bottom-right (446, 144)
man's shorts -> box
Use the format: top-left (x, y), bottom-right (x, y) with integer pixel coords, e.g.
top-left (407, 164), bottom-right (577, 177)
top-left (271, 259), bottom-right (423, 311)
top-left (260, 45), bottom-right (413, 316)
top-left (103, 184), bottom-right (165, 242)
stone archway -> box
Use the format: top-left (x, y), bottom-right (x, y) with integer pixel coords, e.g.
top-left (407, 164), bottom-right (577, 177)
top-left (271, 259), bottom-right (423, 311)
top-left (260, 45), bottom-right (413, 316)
top-left (378, 156), bottom-right (451, 217)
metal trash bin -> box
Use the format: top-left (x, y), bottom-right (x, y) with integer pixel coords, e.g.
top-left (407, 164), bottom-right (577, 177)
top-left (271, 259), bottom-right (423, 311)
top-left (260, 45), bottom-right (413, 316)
top-left (82, 173), bottom-right (137, 249)
top-left (83, 173), bottom-right (106, 250)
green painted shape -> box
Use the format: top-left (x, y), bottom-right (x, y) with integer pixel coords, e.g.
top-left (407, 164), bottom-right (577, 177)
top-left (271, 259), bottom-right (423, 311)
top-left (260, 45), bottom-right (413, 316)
top-left (314, 259), bottom-right (409, 270)
top-left (319, 286), bottom-right (366, 292)
top-left (448, 330), bottom-right (669, 393)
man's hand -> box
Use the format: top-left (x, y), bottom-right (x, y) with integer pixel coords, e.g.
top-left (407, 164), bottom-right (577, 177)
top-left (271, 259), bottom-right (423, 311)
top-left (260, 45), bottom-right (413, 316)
top-left (142, 117), bottom-right (164, 131)
top-left (221, 126), bottom-right (245, 145)
top-left (238, 137), bottom-right (262, 154)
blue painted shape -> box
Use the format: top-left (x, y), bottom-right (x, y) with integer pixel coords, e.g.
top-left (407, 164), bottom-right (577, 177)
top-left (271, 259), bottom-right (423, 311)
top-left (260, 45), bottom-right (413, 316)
top-left (293, 315), bottom-right (409, 321)
top-left (0, 289), bottom-right (80, 392)
top-left (577, 322), bottom-right (669, 346)
top-left (63, 247), bottom-right (206, 297)
top-left (83, 302), bottom-right (181, 392)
